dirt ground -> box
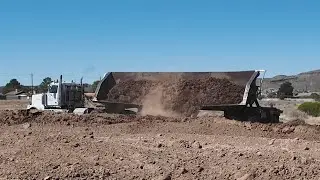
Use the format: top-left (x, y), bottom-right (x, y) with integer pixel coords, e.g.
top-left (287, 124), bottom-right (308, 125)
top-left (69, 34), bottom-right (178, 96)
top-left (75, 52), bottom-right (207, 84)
top-left (1, 101), bottom-right (320, 179)
top-left (0, 100), bottom-right (29, 110)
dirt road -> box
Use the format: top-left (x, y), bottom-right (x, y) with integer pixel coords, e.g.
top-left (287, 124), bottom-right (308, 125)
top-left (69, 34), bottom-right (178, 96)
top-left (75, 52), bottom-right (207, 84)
top-left (1, 110), bottom-right (320, 179)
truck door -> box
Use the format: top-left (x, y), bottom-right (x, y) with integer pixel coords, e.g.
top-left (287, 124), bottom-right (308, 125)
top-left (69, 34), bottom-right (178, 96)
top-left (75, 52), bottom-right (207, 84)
top-left (46, 85), bottom-right (59, 107)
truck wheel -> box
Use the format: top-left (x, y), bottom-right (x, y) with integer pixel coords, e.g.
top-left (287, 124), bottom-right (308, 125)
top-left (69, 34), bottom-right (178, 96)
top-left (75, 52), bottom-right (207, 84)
top-left (28, 108), bottom-right (39, 114)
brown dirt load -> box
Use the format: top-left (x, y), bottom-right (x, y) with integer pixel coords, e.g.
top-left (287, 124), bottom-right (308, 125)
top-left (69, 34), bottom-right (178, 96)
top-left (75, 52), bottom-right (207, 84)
top-left (2, 109), bottom-right (320, 179)
top-left (107, 77), bottom-right (245, 116)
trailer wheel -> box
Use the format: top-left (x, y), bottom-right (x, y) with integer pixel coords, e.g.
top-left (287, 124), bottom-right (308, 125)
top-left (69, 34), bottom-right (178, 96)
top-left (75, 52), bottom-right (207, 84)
top-left (271, 114), bottom-right (280, 123)
top-left (262, 108), bottom-right (281, 123)
top-left (247, 115), bottom-right (261, 123)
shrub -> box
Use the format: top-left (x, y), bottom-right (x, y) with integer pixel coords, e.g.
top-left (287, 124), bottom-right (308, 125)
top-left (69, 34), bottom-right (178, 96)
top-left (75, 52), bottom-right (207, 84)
top-left (258, 94), bottom-right (266, 100)
top-left (278, 93), bottom-right (286, 100)
top-left (298, 102), bottom-right (320, 117)
top-left (267, 92), bottom-right (277, 98)
top-left (310, 93), bottom-right (320, 101)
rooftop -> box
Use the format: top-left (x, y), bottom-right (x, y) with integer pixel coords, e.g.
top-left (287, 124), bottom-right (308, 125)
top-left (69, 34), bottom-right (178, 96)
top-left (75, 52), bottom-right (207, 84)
top-left (5, 90), bottom-right (26, 96)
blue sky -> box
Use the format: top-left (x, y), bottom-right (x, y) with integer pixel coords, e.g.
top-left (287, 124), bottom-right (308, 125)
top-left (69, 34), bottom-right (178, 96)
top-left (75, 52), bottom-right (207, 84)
top-left (1, 0), bottom-right (320, 85)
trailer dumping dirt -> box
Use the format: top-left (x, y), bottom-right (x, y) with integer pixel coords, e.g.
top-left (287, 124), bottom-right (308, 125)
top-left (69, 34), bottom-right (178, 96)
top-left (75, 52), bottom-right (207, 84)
top-left (107, 77), bottom-right (245, 116)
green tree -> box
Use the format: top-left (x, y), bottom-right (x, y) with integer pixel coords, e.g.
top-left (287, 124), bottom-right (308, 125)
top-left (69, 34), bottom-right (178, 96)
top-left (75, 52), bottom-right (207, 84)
top-left (92, 80), bottom-right (100, 92)
top-left (39, 77), bottom-right (52, 93)
top-left (277, 82), bottom-right (294, 99)
top-left (2, 79), bottom-right (22, 94)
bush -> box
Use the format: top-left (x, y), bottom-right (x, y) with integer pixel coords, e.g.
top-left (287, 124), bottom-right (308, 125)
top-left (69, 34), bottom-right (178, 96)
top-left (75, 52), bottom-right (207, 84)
top-left (267, 92), bottom-right (277, 98)
top-left (258, 94), bottom-right (266, 100)
top-left (298, 102), bottom-right (320, 117)
top-left (278, 93), bottom-right (286, 100)
top-left (310, 93), bottom-right (320, 101)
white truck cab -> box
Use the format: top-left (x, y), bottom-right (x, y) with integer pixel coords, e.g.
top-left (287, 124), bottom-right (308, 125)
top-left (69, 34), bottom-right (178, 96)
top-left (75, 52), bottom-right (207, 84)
top-left (27, 75), bottom-right (86, 113)
top-left (27, 82), bottom-right (60, 110)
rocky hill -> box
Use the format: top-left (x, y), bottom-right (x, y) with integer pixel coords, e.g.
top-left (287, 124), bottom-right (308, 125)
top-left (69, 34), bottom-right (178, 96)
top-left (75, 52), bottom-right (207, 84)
top-left (261, 69), bottom-right (320, 92)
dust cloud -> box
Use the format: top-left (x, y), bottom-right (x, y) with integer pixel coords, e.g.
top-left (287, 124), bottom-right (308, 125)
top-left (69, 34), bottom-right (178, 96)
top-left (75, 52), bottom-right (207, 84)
top-left (140, 86), bottom-right (179, 117)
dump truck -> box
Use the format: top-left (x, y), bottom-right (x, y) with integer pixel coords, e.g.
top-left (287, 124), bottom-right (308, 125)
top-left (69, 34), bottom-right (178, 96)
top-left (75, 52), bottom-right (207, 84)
top-left (93, 70), bottom-right (283, 123)
top-left (27, 70), bottom-right (282, 122)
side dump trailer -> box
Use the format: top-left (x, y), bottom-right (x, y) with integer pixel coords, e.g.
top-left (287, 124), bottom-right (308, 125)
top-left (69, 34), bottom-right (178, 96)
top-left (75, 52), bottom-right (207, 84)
top-left (93, 70), bottom-right (282, 123)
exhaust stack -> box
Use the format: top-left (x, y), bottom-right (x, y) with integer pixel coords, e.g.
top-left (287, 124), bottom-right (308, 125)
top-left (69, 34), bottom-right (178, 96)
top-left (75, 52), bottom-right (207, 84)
top-left (57, 75), bottom-right (63, 107)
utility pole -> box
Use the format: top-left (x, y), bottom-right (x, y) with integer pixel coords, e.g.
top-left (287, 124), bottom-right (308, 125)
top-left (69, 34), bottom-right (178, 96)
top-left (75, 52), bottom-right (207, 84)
top-left (31, 73), bottom-right (34, 95)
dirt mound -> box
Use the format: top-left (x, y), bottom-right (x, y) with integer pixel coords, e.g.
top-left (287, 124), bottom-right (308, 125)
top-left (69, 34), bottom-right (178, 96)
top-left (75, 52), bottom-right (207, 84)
top-left (108, 77), bottom-right (245, 116)
top-left (0, 110), bottom-right (40, 125)
top-left (4, 109), bottom-right (320, 141)
top-left (0, 110), bottom-right (183, 126)
top-left (0, 110), bottom-right (129, 125)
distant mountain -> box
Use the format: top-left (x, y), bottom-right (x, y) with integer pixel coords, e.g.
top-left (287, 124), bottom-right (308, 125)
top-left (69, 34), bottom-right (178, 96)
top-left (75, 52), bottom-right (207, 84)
top-left (262, 69), bottom-right (320, 92)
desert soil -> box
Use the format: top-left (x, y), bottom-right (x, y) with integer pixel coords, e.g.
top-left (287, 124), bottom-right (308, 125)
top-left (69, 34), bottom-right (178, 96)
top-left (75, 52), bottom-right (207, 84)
top-left (1, 107), bottom-right (320, 179)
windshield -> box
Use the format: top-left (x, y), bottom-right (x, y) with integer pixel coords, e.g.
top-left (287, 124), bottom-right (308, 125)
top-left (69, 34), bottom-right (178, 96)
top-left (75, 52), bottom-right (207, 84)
top-left (49, 85), bottom-right (58, 93)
